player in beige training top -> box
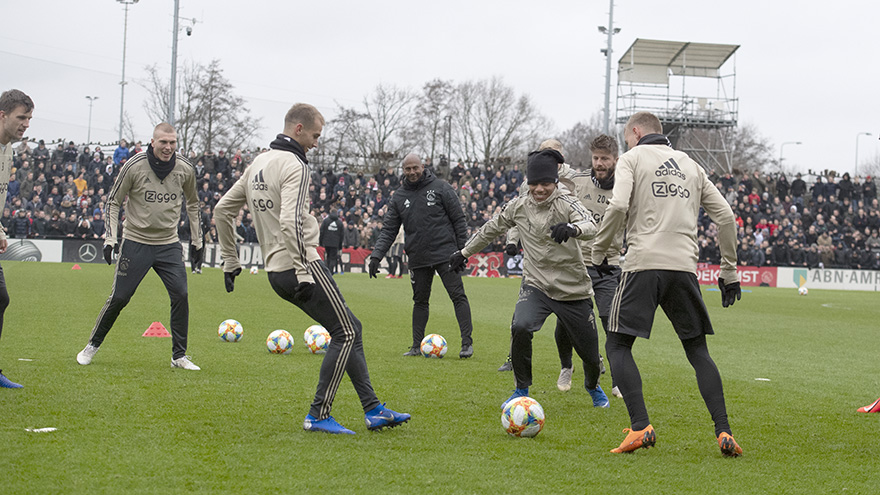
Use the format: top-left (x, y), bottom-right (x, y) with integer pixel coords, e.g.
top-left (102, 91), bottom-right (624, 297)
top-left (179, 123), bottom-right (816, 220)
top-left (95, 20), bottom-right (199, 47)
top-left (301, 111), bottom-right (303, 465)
top-left (451, 149), bottom-right (610, 410)
top-left (76, 123), bottom-right (203, 371)
top-left (592, 111), bottom-right (743, 456)
top-left (555, 135), bottom-right (625, 396)
top-left (214, 103), bottom-right (410, 435)
top-left (0, 89), bottom-right (34, 389)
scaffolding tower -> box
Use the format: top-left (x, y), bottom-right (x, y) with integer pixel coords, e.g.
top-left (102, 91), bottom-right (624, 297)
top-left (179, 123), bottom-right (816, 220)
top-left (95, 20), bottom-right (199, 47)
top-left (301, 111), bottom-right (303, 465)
top-left (616, 39), bottom-right (740, 172)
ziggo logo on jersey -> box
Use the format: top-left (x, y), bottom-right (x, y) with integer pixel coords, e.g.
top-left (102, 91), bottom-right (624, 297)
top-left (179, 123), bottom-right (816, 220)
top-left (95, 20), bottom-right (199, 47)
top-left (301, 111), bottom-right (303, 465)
top-left (144, 191), bottom-right (178, 203)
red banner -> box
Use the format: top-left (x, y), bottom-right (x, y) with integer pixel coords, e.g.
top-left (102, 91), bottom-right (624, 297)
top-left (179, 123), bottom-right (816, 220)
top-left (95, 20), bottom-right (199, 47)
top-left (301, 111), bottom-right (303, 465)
top-left (466, 253), bottom-right (503, 278)
top-left (696, 264), bottom-right (777, 287)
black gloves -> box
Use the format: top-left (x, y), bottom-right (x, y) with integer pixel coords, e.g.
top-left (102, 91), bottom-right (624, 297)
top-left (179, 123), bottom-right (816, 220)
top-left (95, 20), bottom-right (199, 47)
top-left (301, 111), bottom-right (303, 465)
top-left (718, 277), bottom-right (742, 308)
top-left (594, 257), bottom-right (614, 278)
top-left (505, 243), bottom-right (518, 256)
top-left (549, 223), bottom-right (578, 243)
top-left (103, 244), bottom-right (119, 265)
top-left (292, 282), bottom-right (315, 305)
top-left (190, 244), bottom-right (204, 266)
top-left (449, 251), bottom-right (467, 272)
top-left (368, 257), bottom-right (381, 278)
top-left (224, 267), bottom-right (242, 293)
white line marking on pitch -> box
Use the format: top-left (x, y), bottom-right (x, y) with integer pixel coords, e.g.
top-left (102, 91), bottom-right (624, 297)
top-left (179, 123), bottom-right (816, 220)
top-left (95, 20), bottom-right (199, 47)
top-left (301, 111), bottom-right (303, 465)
top-left (25, 427), bottom-right (58, 433)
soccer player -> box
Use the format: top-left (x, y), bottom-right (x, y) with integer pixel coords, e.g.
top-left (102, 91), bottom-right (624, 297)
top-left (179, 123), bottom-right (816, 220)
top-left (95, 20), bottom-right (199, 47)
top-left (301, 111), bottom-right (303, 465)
top-left (498, 138), bottom-right (581, 372)
top-left (369, 153), bottom-right (474, 359)
top-left (555, 135), bottom-right (624, 397)
top-left (76, 123), bottom-right (203, 371)
top-left (592, 111), bottom-right (743, 456)
top-left (0, 89), bottom-right (34, 389)
top-left (450, 149), bottom-right (609, 409)
top-left (214, 103), bottom-right (410, 435)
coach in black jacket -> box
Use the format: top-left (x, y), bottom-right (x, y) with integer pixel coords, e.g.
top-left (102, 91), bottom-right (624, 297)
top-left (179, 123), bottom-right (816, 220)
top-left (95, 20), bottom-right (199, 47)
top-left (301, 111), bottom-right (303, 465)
top-left (369, 153), bottom-right (474, 358)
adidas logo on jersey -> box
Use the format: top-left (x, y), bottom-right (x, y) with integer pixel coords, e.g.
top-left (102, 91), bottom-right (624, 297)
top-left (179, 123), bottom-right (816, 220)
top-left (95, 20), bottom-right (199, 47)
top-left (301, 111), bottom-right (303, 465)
top-left (252, 169), bottom-right (268, 190)
top-left (655, 158), bottom-right (686, 180)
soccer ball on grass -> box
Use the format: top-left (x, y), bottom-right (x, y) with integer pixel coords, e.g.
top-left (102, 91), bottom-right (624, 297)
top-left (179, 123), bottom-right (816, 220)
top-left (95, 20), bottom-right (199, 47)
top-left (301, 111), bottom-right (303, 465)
top-left (798, 286), bottom-right (808, 296)
top-left (305, 325), bottom-right (331, 354)
top-left (266, 329), bottom-right (294, 354)
top-left (501, 396), bottom-right (545, 438)
top-left (420, 334), bottom-right (447, 358)
top-left (218, 319), bottom-right (243, 342)
top-left (249, 266), bottom-right (259, 275)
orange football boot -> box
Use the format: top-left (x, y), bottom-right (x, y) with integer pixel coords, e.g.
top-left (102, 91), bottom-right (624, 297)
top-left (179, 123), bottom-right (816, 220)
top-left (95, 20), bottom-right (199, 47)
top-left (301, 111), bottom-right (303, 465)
top-left (717, 432), bottom-right (743, 457)
top-left (610, 424), bottom-right (656, 453)
top-left (857, 396), bottom-right (880, 413)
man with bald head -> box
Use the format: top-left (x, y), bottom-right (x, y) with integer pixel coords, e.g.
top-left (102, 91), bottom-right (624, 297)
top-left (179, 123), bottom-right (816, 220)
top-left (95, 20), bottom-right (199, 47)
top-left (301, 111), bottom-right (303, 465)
top-left (77, 122), bottom-right (203, 371)
top-left (370, 153), bottom-right (474, 358)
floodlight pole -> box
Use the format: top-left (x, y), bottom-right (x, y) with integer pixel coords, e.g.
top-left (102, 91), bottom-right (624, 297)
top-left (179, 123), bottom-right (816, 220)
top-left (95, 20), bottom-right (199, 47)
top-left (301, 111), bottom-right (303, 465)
top-left (169, 0), bottom-right (180, 126)
top-left (599, 0), bottom-right (618, 135)
top-left (86, 96), bottom-right (99, 144)
top-left (117, 0), bottom-right (138, 143)
top-left (855, 132), bottom-right (872, 177)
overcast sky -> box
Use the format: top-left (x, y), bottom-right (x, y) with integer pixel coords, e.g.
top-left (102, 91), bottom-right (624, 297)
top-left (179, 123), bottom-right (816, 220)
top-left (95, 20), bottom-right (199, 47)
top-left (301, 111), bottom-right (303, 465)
top-left (3, 0), bottom-right (878, 175)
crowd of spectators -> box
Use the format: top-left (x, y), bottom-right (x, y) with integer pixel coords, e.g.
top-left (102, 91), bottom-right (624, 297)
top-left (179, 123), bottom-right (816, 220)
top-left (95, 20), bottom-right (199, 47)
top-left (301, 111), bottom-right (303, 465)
top-left (5, 136), bottom-right (880, 271)
top-left (699, 170), bottom-right (880, 270)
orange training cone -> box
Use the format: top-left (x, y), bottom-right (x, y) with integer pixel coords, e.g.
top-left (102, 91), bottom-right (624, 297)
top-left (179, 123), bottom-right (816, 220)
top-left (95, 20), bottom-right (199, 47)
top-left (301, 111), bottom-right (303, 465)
top-left (142, 321), bottom-right (171, 338)
top-left (71, 264), bottom-right (82, 270)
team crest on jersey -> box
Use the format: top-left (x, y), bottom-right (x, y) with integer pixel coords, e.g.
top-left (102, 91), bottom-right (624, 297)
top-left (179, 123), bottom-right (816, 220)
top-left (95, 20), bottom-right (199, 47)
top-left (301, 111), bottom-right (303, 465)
top-left (426, 189), bottom-right (436, 206)
top-left (404, 199), bottom-right (411, 208)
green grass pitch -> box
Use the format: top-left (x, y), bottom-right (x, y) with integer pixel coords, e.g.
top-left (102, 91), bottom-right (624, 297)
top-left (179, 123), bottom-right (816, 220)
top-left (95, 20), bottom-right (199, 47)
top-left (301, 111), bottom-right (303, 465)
top-left (1, 261), bottom-right (879, 493)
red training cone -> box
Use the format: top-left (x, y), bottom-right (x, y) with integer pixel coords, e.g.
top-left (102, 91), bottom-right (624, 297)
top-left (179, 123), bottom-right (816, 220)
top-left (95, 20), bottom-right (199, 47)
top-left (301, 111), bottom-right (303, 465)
top-left (142, 321), bottom-right (171, 338)
top-left (71, 264), bottom-right (82, 270)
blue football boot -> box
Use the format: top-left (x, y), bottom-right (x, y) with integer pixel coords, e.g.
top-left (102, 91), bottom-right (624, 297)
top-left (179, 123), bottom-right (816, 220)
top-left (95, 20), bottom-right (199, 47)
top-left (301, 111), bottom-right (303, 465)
top-left (303, 414), bottom-right (355, 435)
top-left (0, 371), bottom-right (23, 389)
top-left (588, 384), bottom-right (610, 408)
top-left (501, 387), bottom-right (529, 410)
top-left (365, 403), bottom-right (411, 431)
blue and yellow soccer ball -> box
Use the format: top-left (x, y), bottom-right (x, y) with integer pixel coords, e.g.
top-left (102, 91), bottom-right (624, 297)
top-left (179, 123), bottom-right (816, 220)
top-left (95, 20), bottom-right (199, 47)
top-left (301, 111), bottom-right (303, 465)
top-left (420, 333), bottom-right (447, 358)
top-left (501, 396), bottom-right (545, 438)
top-left (266, 329), bottom-right (294, 354)
top-left (218, 319), bottom-right (243, 342)
top-left (306, 326), bottom-right (331, 354)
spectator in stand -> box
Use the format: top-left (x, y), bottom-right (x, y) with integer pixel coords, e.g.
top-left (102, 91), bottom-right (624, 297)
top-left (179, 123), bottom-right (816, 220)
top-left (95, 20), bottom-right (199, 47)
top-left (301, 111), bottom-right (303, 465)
top-left (31, 210), bottom-right (47, 238)
top-left (90, 212), bottom-right (105, 239)
top-left (342, 219), bottom-right (360, 249)
top-left (112, 139), bottom-right (129, 167)
top-left (63, 141), bottom-right (78, 166)
top-left (215, 150), bottom-right (229, 176)
top-left (46, 212), bottom-right (63, 238)
top-left (863, 176), bottom-right (877, 202)
top-left (10, 209), bottom-right (30, 239)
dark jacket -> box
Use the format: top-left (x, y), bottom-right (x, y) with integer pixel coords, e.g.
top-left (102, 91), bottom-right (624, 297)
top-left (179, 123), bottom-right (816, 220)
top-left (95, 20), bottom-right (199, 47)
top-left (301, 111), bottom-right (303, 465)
top-left (371, 170), bottom-right (467, 269)
top-left (319, 213), bottom-right (344, 249)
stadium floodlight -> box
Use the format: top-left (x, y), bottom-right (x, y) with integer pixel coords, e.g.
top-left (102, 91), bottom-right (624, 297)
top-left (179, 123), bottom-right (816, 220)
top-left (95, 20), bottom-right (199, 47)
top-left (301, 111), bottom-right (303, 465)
top-left (85, 96), bottom-right (99, 144)
top-left (117, 0), bottom-right (138, 143)
top-left (855, 132), bottom-right (872, 177)
top-left (599, 0), bottom-right (620, 135)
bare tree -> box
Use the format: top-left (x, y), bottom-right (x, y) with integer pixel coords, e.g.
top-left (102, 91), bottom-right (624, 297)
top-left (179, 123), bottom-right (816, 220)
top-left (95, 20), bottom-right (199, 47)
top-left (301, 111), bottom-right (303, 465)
top-left (557, 113), bottom-right (606, 169)
top-left (408, 79), bottom-right (454, 163)
top-left (317, 106), bottom-right (368, 173)
top-left (140, 59), bottom-right (261, 155)
top-left (352, 83), bottom-right (416, 172)
top-left (450, 77), bottom-right (547, 168)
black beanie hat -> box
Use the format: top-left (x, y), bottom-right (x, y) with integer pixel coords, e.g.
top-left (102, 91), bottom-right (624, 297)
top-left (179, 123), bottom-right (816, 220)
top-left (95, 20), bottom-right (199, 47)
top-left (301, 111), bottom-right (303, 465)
top-left (527, 149), bottom-right (563, 185)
